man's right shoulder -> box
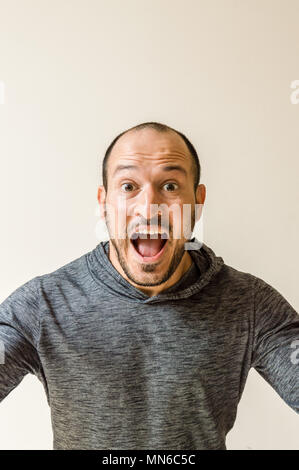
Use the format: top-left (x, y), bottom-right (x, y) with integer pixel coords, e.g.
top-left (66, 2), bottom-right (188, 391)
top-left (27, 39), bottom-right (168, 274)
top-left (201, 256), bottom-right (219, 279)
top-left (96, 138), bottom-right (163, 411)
top-left (35, 248), bottom-right (95, 293)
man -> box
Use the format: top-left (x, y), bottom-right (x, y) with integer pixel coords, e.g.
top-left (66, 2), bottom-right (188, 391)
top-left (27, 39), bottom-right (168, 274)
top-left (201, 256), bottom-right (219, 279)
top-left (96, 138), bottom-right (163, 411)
top-left (0, 121), bottom-right (298, 450)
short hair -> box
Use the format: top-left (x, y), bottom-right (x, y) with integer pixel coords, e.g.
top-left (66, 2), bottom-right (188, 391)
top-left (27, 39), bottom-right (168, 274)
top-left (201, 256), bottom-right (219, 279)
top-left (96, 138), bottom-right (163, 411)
top-left (102, 121), bottom-right (201, 192)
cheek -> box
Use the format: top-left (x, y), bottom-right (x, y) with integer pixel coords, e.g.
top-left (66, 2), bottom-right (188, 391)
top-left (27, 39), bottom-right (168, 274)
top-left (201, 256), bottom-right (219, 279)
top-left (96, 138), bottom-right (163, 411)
top-left (171, 203), bottom-right (194, 240)
top-left (106, 198), bottom-right (130, 240)
top-left (168, 205), bottom-right (184, 239)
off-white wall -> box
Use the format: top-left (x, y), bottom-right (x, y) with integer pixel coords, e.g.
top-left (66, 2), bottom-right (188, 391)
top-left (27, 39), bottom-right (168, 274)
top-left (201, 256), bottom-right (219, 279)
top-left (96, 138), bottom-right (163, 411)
top-left (0, 0), bottom-right (298, 449)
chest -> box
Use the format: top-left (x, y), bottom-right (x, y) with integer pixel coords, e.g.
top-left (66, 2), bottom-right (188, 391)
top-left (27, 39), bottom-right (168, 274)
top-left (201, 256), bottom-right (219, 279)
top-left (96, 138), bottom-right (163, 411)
top-left (39, 301), bottom-right (252, 386)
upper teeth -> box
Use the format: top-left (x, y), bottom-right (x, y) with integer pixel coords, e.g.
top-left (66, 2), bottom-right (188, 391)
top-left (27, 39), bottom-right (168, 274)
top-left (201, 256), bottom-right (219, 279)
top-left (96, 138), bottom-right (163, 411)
top-left (138, 230), bottom-right (161, 235)
top-left (130, 229), bottom-right (168, 238)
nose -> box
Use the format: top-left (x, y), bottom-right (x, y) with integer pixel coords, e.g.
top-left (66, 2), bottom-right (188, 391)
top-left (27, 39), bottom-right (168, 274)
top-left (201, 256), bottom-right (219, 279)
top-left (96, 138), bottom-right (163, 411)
top-left (132, 183), bottom-right (162, 221)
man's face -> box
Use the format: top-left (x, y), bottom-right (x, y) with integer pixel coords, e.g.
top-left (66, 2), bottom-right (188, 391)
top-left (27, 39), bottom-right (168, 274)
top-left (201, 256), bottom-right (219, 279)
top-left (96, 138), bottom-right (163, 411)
top-left (98, 128), bottom-right (205, 287)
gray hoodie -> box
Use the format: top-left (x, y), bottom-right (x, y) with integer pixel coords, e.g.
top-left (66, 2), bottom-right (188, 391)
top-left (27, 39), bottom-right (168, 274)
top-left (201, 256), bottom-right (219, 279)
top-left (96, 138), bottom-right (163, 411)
top-left (0, 237), bottom-right (298, 449)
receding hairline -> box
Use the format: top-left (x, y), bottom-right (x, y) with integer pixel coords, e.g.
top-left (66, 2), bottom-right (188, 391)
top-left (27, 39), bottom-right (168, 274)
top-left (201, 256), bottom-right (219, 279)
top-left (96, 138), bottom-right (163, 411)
top-left (107, 126), bottom-right (194, 173)
top-left (102, 122), bottom-right (200, 192)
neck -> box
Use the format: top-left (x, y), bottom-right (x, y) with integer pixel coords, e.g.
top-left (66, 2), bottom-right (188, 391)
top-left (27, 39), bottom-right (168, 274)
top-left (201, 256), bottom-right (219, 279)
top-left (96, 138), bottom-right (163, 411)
top-left (108, 242), bottom-right (193, 297)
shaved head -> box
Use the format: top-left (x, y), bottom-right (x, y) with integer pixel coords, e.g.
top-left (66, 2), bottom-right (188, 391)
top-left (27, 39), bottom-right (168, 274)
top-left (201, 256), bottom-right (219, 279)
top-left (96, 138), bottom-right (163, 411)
top-left (102, 122), bottom-right (200, 192)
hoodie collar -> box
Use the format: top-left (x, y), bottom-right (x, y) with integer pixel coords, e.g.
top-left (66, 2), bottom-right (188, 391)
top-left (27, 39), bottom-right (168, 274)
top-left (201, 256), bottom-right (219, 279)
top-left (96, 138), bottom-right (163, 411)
top-left (87, 236), bottom-right (224, 304)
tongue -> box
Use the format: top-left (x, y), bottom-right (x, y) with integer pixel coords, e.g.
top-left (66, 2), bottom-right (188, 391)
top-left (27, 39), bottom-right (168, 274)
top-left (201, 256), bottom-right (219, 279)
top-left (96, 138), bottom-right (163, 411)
top-left (135, 238), bottom-right (164, 257)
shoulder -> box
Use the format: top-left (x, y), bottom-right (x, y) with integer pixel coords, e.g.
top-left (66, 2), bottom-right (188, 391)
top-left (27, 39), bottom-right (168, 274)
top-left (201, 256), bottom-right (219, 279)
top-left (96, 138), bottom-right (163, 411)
top-left (36, 249), bottom-right (90, 287)
top-left (34, 249), bottom-right (98, 310)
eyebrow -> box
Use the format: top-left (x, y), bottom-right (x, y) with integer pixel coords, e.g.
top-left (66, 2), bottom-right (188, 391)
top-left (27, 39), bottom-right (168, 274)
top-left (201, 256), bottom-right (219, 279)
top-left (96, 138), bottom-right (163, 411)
top-left (161, 165), bottom-right (188, 177)
top-left (113, 165), bottom-right (138, 176)
top-left (112, 164), bottom-right (188, 177)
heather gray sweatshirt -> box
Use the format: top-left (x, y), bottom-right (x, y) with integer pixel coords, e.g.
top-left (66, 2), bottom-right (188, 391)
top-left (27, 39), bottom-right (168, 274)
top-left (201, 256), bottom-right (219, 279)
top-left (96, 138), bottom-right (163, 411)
top-left (0, 238), bottom-right (298, 450)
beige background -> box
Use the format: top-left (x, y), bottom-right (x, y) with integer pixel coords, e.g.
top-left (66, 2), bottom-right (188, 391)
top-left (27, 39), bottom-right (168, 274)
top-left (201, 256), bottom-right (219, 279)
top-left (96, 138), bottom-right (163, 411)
top-left (0, 0), bottom-right (298, 450)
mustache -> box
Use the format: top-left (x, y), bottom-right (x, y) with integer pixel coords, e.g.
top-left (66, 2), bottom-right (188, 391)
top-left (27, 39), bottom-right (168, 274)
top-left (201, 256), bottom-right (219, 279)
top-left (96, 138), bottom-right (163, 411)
top-left (127, 218), bottom-right (172, 239)
top-left (104, 207), bottom-right (196, 241)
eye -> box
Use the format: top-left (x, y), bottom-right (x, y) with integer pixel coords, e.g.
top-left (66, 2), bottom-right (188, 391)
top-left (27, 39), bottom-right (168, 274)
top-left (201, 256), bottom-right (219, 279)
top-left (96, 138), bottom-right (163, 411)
top-left (121, 182), bottom-right (135, 192)
top-left (163, 182), bottom-right (179, 192)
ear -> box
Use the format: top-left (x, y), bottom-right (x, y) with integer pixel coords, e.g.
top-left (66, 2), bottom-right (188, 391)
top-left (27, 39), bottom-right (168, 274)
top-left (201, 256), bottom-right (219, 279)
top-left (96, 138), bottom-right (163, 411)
top-left (97, 185), bottom-right (106, 220)
top-left (195, 184), bottom-right (206, 223)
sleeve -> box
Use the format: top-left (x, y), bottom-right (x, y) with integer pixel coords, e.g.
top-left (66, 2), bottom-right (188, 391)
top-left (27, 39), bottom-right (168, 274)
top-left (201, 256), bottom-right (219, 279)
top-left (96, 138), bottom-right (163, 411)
top-left (0, 276), bottom-right (42, 403)
top-left (251, 276), bottom-right (299, 414)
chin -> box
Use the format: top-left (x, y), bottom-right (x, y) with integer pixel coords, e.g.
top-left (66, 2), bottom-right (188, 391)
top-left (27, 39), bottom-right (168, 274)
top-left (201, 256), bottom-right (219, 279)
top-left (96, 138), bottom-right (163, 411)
top-left (131, 274), bottom-right (167, 288)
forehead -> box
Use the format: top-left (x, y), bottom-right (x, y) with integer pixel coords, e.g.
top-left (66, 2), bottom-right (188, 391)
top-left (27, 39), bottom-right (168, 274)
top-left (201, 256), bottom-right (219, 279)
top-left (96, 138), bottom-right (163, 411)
top-left (108, 128), bottom-right (192, 173)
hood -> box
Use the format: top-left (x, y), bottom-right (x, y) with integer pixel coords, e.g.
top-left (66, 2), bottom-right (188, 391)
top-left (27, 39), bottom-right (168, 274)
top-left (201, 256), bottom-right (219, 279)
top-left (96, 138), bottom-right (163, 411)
top-left (87, 236), bottom-right (224, 304)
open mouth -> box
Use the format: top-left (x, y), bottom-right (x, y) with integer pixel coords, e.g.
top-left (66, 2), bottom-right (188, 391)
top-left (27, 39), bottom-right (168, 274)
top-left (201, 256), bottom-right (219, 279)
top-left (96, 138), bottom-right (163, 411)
top-left (129, 230), bottom-right (169, 262)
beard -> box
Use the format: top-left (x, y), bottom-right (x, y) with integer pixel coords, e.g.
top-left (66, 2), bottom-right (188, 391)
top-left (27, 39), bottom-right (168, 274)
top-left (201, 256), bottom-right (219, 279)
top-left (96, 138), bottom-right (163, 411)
top-left (109, 236), bottom-right (186, 287)
top-left (104, 206), bottom-right (196, 288)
